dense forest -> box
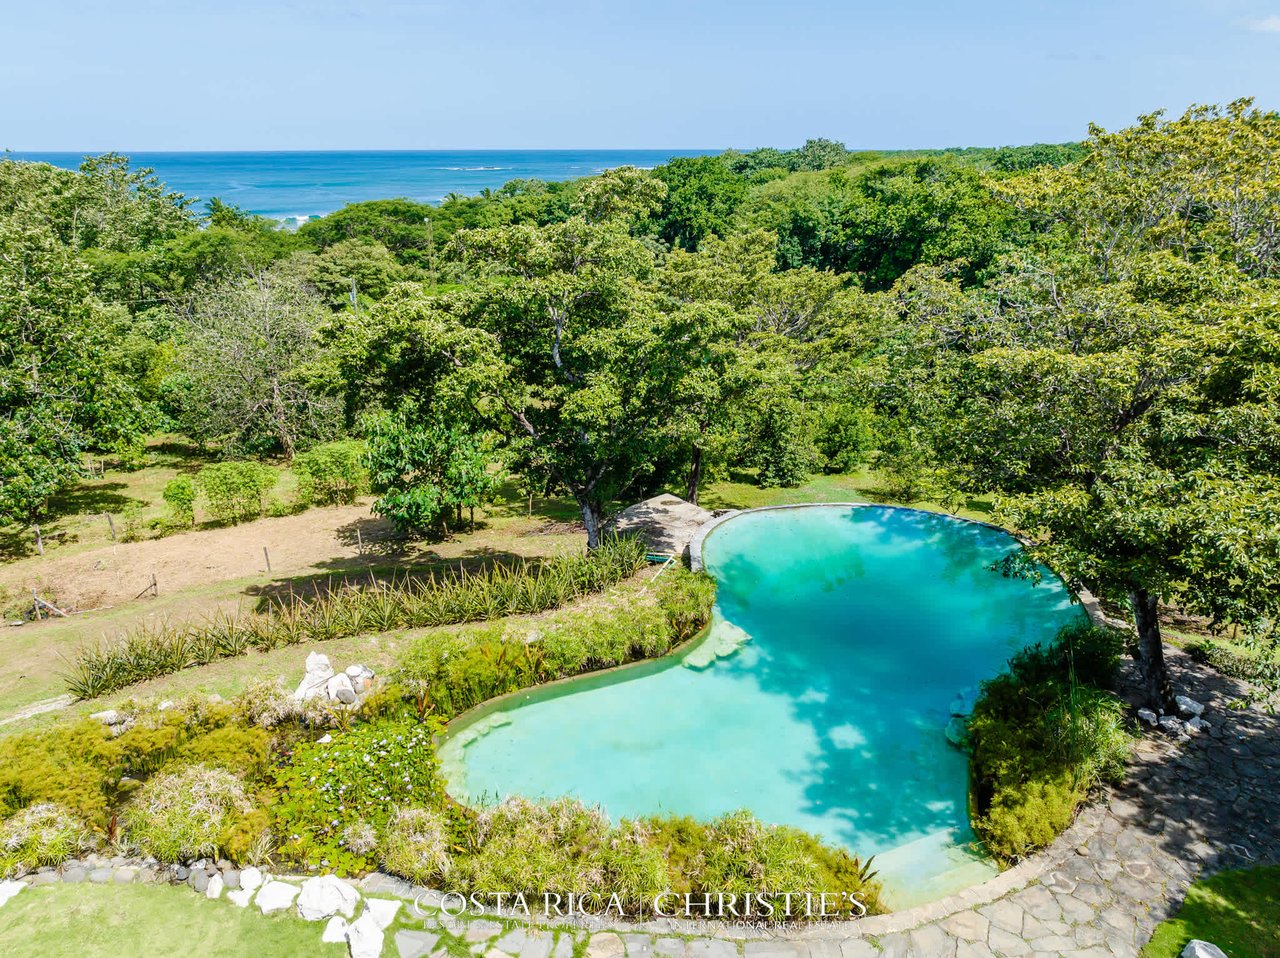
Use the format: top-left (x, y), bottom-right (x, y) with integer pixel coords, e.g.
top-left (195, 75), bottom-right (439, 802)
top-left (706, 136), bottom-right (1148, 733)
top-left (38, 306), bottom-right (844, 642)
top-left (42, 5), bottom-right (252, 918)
top-left (3, 102), bottom-right (1279, 709)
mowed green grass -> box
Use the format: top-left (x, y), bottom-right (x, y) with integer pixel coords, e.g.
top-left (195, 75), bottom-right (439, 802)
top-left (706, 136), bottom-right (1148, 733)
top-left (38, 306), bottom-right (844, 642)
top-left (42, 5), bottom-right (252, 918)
top-left (0, 882), bottom-right (348, 958)
top-left (699, 467), bottom-right (995, 522)
top-left (1142, 866), bottom-right (1280, 958)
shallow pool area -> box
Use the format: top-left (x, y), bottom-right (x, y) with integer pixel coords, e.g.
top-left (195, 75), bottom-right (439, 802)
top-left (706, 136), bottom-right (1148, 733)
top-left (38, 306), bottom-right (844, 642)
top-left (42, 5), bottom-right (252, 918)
top-left (438, 505), bottom-right (1085, 908)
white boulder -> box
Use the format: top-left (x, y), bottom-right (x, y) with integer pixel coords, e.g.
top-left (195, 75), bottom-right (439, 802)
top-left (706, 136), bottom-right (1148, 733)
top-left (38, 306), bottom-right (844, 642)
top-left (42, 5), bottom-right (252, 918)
top-left (255, 879), bottom-right (299, 914)
top-left (363, 897), bottom-right (402, 930)
top-left (1176, 695), bottom-right (1205, 717)
top-left (297, 874), bottom-right (361, 921)
top-left (0, 880), bottom-right (24, 908)
top-left (325, 672), bottom-right (357, 704)
top-left (1181, 941), bottom-right (1228, 958)
top-left (205, 872), bottom-right (224, 900)
top-left (227, 887), bottom-right (254, 908)
top-left (346, 913), bottom-right (385, 958)
top-left (322, 916), bottom-right (349, 943)
top-left (1189, 716), bottom-right (1211, 732)
top-left (294, 652), bottom-right (336, 701)
top-left (1137, 708), bottom-right (1158, 726)
top-left (1158, 715), bottom-right (1184, 733)
top-left (239, 866), bottom-right (264, 892)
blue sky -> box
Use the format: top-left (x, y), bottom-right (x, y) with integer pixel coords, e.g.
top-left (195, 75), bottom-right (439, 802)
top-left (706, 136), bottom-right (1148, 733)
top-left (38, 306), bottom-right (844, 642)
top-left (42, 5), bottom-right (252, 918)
top-left (4, 0), bottom-right (1279, 150)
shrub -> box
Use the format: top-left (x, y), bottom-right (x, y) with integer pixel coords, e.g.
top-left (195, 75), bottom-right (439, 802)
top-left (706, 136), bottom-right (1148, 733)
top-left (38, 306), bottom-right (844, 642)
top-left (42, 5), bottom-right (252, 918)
top-left (968, 623), bottom-right (1134, 863)
top-left (972, 775), bottom-right (1083, 862)
top-left (197, 461), bottom-right (278, 524)
top-left (452, 800), bottom-right (883, 918)
top-left (815, 403), bottom-right (876, 473)
top-left (293, 440), bottom-right (369, 506)
top-left (0, 720), bottom-right (120, 825)
top-left (381, 806), bottom-right (454, 884)
top-left (125, 764), bottom-right (251, 862)
top-left (395, 565), bottom-right (715, 719)
top-left (457, 797), bottom-right (669, 910)
top-left (65, 535), bottom-right (648, 699)
top-left (170, 725), bottom-right (271, 780)
top-left (162, 475), bottom-right (197, 527)
top-left (646, 811), bottom-right (882, 916)
top-left (0, 804), bottom-right (95, 876)
top-left (271, 720), bottom-right (445, 873)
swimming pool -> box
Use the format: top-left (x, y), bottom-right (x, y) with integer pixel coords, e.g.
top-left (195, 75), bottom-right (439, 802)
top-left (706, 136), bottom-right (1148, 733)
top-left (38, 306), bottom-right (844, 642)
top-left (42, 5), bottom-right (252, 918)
top-left (438, 505), bottom-right (1084, 907)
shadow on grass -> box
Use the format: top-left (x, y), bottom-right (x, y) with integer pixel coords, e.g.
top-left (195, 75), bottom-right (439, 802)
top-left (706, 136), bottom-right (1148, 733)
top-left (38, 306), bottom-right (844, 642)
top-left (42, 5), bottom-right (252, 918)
top-left (1142, 865), bottom-right (1280, 958)
top-left (0, 482), bottom-right (144, 559)
top-left (243, 546), bottom-right (545, 611)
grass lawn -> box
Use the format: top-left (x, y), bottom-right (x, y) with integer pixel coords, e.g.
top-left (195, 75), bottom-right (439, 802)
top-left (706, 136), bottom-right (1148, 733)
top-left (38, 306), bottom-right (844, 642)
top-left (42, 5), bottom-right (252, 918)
top-left (1142, 866), bottom-right (1280, 958)
top-left (0, 882), bottom-right (347, 957)
top-left (699, 466), bottom-right (995, 523)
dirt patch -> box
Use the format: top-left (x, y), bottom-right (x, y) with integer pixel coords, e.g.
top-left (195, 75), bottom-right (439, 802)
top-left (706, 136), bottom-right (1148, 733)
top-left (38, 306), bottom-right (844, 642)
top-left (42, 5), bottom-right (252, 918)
top-left (0, 504), bottom-right (390, 612)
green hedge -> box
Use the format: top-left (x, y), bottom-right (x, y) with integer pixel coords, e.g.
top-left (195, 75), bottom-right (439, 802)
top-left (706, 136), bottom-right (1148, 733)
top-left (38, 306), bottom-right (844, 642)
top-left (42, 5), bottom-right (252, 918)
top-left (968, 622), bottom-right (1134, 863)
top-left (394, 564), bottom-right (716, 720)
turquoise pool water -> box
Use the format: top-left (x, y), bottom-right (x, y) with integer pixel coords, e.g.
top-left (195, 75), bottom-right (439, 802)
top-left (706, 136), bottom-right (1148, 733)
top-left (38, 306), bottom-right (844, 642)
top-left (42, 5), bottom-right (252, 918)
top-left (438, 505), bottom-right (1084, 907)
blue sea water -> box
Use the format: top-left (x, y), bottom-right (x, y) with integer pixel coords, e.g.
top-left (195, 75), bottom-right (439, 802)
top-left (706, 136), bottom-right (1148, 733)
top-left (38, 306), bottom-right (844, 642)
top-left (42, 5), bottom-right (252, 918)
top-left (8, 149), bottom-right (709, 224)
top-left (438, 505), bottom-right (1085, 908)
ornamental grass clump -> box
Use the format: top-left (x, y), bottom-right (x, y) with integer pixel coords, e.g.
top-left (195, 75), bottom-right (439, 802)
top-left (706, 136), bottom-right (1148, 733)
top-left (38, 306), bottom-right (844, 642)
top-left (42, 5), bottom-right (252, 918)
top-left (125, 764), bottom-right (252, 862)
top-left (968, 622), bottom-right (1135, 863)
top-left (0, 804), bottom-right (95, 876)
top-left (456, 797), bottom-right (670, 910)
top-left (645, 811), bottom-right (883, 916)
top-left (381, 806), bottom-right (454, 884)
top-left (64, 535), bottom-right (648, 699)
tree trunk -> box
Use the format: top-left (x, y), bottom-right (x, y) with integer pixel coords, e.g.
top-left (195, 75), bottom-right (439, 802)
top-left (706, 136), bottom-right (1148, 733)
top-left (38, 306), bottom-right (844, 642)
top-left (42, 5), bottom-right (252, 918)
top-left (579, 499), bottom-right (604, 551)
top-left (1130, 587), bottom-right (1173, 711)
top-left (686, 446), bottom-right (703, 505)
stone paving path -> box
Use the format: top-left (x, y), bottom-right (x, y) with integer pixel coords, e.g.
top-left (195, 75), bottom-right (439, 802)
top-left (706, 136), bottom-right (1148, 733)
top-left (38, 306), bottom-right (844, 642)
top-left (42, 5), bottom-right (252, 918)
top-left (386, 651), bottom-right (1278, 958)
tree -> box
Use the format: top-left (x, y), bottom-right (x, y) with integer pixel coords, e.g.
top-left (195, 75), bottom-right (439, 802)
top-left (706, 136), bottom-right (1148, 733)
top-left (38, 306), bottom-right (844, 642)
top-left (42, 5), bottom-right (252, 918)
top-left (363, 410), bottom-right (497, 536)
top-left (876, 257), bottom-right (1280, 710)
top-left (0, 219), bottom-right (143, 527)
top-left (572, 166), bottom-right (667, 224)
top-left (171, 269), bottom-right (339, 458)
top-left (1002, 99), bottom-right (1280, 281)
top-left (650, 156), bottom-right (747, 249)
top-left (372, 217), bottom-right (692, 548)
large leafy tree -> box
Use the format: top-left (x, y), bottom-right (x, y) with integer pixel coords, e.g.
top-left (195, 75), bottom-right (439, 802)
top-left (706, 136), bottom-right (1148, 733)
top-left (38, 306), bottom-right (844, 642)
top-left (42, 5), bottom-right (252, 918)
top-left (170, 270), bottom-right (339, 458)
top-left (363, 410), bottom-right (498, 536)
top-left (650, 156), bottom-right (747, 250)
top-left (0, 220), bottom-right (142, 525)
top-left (873, 103), bottom-right (1280, 709)
top-left (369, 215), bottom-right (692, 548)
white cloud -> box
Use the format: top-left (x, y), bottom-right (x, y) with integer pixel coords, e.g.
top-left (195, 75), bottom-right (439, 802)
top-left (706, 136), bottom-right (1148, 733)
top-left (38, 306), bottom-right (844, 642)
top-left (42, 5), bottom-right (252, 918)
top-left (1247, 14), bottom-right (1280, 31)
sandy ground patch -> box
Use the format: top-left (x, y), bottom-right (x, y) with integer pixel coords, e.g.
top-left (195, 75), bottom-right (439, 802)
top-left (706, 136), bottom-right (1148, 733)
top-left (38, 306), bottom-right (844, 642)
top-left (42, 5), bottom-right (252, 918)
top-left (1, 504), bottom-right (393, 612)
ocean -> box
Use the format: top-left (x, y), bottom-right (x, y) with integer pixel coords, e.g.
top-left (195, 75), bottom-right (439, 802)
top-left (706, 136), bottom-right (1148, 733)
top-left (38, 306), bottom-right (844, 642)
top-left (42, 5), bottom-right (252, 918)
top-left (9, 150), bottom-right (711, 225)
